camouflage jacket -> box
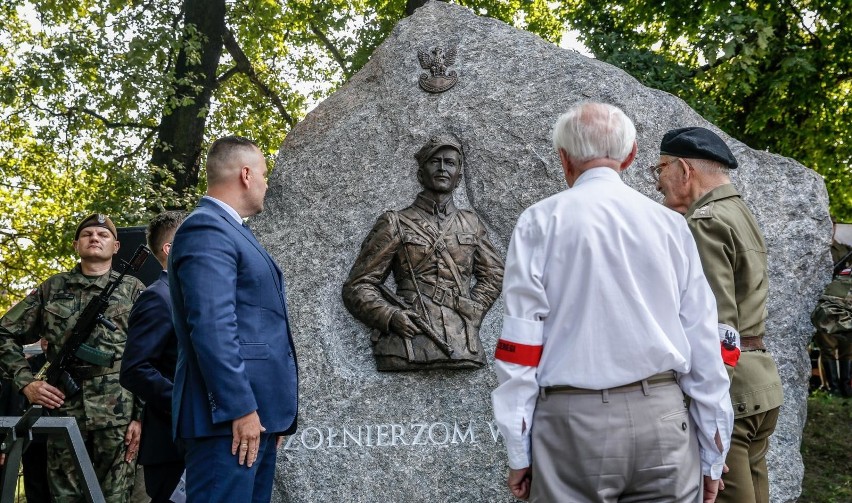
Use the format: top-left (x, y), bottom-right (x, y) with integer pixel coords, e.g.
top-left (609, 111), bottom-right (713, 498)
top-left (812, 274), bottom-right (852, 335)
top-left (0, 264), bottom-right (145, 430)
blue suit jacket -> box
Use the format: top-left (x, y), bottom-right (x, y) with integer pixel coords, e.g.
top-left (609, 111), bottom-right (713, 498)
top-left (120, 271), bottom-right (183, 465)
top-left (169, 198), bottom-right (298, 439)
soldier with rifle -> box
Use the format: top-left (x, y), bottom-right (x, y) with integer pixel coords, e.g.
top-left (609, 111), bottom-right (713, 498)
top-left (0, 213), bottom-right (145, 502)
top-left (343, 134), bottom-right (504, 371)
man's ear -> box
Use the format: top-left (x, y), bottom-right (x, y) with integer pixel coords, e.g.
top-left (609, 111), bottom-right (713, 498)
top-left (113, 240), bottom-right (121, 255)
top-left (619, 142), bottom-right (638, 172)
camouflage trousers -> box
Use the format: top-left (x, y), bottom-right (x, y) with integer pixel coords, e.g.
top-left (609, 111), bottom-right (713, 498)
top-left (46, 424), bottom-right (137, 503)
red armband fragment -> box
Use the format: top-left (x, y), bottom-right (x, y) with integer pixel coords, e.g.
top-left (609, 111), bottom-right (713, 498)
top-left (721, 343), bottom-right (740, 367)
top-left (495, 339), bottom-right (543, 366)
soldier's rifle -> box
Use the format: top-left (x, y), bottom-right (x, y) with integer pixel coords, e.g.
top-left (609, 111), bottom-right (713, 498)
top-left (378, 284), bottom-right (454, 357)
top-left (33, 245), bottom-right (150, 398)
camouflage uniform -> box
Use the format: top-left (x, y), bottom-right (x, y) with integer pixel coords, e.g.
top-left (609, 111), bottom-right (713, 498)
top-left (343, 192), bottom-right (504, 370)
top-left (811, 273), bottom-right (852, 395)
top-left (0, 264), bottom-right (144, 502)
top-left (832, 241), bottom-right (851, 270)
top-left (686, 184), bottom-right (783, 503)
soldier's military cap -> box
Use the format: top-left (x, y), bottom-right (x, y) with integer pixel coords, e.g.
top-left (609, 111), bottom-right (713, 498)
top-left (74, 213), bottom-right (117, 240)
top-left (659, 126), bottom-right (738, 169)
top-left (414, 133), bottom-right (464, 167)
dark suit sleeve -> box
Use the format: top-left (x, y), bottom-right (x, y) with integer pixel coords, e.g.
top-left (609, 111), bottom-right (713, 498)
top-left (171, 214), bottom-right (258, 424)
top-left (120, 285), bottom-right (174, 413)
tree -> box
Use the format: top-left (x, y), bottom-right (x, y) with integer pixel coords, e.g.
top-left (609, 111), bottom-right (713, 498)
top-left (563, 0), bottom-right (852, 220)
top-left (0, 0), bottom-right (566, 310)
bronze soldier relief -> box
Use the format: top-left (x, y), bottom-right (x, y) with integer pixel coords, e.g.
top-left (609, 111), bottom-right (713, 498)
top-left (343, 134), bottom-right (504, 371)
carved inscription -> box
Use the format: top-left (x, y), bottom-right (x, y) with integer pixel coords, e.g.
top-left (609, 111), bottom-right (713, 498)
top-left (282, 420), bottom-right (503, 451)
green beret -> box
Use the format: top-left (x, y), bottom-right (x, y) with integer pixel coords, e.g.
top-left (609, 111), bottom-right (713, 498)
top-left (660, 127), bottom-right (738, 169)
top-left (75, 213), bottom-right (117, 240)
top-left (414, 134), bottom-right (463, 167)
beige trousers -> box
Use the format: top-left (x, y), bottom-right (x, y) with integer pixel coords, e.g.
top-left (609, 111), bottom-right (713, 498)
top-left (530, 379), bottom-right (701, 503)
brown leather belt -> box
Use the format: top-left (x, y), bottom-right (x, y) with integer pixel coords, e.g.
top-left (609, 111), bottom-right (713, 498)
top-left (400, 282), bottom-right (462, 308)
top-left (740, 337), bottom-right (766, 352)
top-left (541, 371), bottom-right (677, 396)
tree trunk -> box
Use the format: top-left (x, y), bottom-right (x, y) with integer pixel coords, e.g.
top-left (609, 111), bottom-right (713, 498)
top-left (149, 0), bottom-right (226, 208)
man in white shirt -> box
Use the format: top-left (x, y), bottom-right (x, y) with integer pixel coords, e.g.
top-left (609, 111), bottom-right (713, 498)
top-left (492, 102), bottom-right (733, 502)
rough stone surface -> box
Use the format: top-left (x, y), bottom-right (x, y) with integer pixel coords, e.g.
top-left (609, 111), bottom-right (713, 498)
top-left (253, 2), bottom-right (831, 502)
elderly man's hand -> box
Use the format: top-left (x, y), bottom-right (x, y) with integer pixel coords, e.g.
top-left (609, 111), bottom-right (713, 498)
top-left (507, 467), bottom-right (532, 500)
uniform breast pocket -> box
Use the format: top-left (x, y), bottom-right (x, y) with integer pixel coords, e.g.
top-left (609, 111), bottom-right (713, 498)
top-left (239, 342), bottom-right (270, 360)
top-left (402, 232), bottom-right (430, 250)
top-left (44, 295), bottom-right (77, 322)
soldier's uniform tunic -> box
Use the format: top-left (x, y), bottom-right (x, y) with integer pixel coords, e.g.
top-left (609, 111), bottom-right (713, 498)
top-left (0, 264), bottom-right (144, 503)
top-left (343, 193), bottom-right (504, 370)
top-left (686, 184), bottom-right (783, 503)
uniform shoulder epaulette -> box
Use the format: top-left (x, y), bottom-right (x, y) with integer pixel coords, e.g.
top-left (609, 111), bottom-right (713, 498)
top-left (690, 202), bottom-right (714, 220)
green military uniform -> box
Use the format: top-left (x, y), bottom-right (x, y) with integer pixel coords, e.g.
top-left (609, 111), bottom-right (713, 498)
top-left (686, 184), bottom-right (783, 503)
top-left (811, 273), bottom-right (852, 395)
top-left (0, 264), bottom-right (144, 502)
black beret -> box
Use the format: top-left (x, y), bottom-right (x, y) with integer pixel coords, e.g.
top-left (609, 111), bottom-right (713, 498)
top-left (659, 126), bottom-right (738, 169)
top-left (75, 213), bottom-right (117, 240)
top-left (414, 134), bottom-right (463, 167)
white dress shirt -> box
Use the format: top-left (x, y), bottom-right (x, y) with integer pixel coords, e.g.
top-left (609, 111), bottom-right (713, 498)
top-left (492, 167), bottom-right (733, 478)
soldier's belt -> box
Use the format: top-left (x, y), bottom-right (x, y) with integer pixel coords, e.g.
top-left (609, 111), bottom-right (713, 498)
top-left (69, 360), bottom-right (122, 380)
top-left (413, 282), bottom-right (462, 308)
top-left (740, 337), bottom-right (766, 352)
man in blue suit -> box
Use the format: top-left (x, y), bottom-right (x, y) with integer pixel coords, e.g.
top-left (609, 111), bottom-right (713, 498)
top-left (120, 210), bottom-right (187, 502)
top-left (169, 136), bottom-right (298, 502)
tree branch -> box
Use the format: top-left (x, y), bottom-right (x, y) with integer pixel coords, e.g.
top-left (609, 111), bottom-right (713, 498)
top-left (781, 0), bottom-right (820, 47)
top-left (222, 28), bottom-right (295, 127)
top-left (217, 65), bottom-right (240, 84)
top-left (116, 129), bottom-right (158, 163)
top-left (68, 106), bottom-right (157, 130)
top-left (308, 22), bottom-right (351, 78)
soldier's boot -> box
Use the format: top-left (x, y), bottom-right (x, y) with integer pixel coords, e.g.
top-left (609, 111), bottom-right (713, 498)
top-left (839, 360), bottom-right (852, 398)
top-left (821, 356), bottom-right (841, 395)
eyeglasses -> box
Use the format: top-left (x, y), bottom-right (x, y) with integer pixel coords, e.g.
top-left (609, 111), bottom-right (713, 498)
top-left (648, 158), bottom-right (680, 182)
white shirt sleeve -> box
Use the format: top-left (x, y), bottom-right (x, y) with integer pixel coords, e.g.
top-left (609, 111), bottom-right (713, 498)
top-left (492, 212), bottom-right (548, 469)
top-left (676, 231), bottom-right (734, 479)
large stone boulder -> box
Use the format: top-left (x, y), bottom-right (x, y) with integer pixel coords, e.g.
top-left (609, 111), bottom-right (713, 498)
top-left (253, 2), bottom-right (830, 501)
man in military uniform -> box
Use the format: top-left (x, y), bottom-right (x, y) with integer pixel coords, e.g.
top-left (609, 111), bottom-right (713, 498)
top-left (831, 217), bottom-right (851, 272)
top-left (812, 218), bottom-right (852, 396)
top-left (343, 134), bottom-right (504, 371)
top-left (811, 273), bottom-right (852, 397)
top-left (0, 213), bottom-right (145, 502)
top-left (655, 127), bottom-right (783, 503)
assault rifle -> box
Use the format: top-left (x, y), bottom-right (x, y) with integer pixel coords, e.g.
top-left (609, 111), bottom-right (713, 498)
top-left (834, 248), bottom-right (852, 277)
top-left (33, 245), bottom-right (150, 397)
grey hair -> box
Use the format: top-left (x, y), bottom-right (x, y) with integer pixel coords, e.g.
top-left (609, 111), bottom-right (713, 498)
top-left (687, 157), bottom-right (731, 176)
top-left (552, 102), bottom-right (636, 163)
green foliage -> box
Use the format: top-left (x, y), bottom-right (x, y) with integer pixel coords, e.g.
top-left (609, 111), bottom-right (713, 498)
top-left (564, 0), bottom-right (852, 221)
top-left (0, 0), bottom-right (566, 311)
